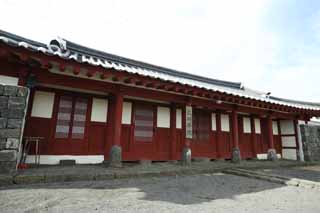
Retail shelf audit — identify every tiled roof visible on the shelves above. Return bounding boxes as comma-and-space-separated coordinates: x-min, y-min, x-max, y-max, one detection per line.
1, 29, 319, 111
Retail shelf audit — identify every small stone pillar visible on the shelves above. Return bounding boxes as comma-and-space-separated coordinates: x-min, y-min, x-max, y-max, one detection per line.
267, 116, 278, 161
181, 104, 192, 166
109, 92, 123, 167
231, 110, 241, 163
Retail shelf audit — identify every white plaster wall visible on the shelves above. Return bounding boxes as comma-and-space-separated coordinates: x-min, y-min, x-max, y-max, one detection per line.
26, 155, 104, 165
31, 91, 55, 118
221, 114, 230, 132
157, 106, 170, 128
211, 113, 217, 131
122, 102, 132, 124
243, 117, 251, 133
281, 136, 296, 147
0, 75, 18, 85
282, 149, 297, 160
91, 98, 108, 122
254, 118, 261, 134
176, 109, 182, 129
280, 120, 295, 135
272, 121, 279, 135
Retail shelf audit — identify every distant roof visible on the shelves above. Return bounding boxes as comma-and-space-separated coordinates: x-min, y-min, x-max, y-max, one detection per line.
1, 29, 320, 110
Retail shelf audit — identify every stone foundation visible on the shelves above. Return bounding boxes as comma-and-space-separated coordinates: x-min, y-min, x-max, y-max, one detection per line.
181, 147, 191, 166
0, 85, 29, 174
109, 145, 122, 167
231, 147, 241, 163
267, 149, 278, 161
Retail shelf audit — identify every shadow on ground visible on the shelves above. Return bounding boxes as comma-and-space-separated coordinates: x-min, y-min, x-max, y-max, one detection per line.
0, 172, 284, 206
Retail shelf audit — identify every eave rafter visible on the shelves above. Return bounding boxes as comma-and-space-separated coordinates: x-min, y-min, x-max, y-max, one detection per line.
1, 43, 318, 117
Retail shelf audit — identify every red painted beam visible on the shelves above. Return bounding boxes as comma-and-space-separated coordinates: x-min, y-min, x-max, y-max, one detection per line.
73, 66, 81, 75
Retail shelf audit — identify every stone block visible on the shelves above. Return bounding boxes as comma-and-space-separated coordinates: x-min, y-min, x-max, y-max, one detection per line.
109, 145, 122, 167
0, 96, 8, 109
1, 108, 25, 118
267, 149, 278, 161
3, 85, 17, 96
0, 85, 3, 95
7, 119, 22, 129
59, 159, 76, 166
0, 161, 16, 174
139, 159, 152, 166
0, 138, 6, 150
231, 147, 241, 163
181, 147, 191, 166
0, 150, 17, 162
8, 97, 26, 109
16, 87, 28, 97
6, 138, 20, 149
0, 129, 21, 138
0, 118, 7, 128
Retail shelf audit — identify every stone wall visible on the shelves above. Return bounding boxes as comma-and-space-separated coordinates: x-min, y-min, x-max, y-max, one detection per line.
0, 84, 29, 174
300, 124, 320, 161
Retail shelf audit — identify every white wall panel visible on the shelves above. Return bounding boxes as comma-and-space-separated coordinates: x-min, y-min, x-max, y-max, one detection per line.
122, 102, 132, 124
282, 149, 297, 160
243, 117, 251, 133
91, 98, 108, 122
254, 118, 261, 134
157, 106, 170, 128
211, 113, 217, 131
281, 136, 296, 147
31, 91, 55, 118
280, 120, 295, 135
272, 121, 279, 135
221, 114, 230, 132
0, 75, 18, 85
26, 155, 104, 165
176, 109, 182, 129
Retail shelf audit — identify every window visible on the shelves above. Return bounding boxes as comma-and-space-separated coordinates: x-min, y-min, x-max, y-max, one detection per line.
122, 102, 132, 124
272, 121, 279, 135
157, 106, 170, 128
91, 98, 108, 122
243, 117, 251, 133
134, 105, 154, 142
55, 96, 88, 139
221, 114, 230, 132
31, 91, 55, 118
176, 109, 182, 129
211, 113, 217, 131
254, 118, 261, 134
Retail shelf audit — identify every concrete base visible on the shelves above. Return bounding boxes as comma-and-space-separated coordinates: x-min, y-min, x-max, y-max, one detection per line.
139, 159, 152, 166
109, 145, 122, 168
181, 147, 191, 166
192, 157, 210, 162
267, 149, 278, 161
231, 147, 241, 163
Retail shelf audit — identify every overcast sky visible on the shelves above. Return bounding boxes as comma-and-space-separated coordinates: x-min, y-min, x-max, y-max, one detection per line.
1, 0, 320, 102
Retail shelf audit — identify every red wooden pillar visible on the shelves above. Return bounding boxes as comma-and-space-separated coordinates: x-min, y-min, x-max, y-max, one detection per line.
267, 116, 275, 149
216, 112, 222, 159
267, 115, 277, 161
231, 109, 241, 162
108, 92, 123, 167
170, 104, 177, 160
250, 116, 257, 157
232, 110, 239, 148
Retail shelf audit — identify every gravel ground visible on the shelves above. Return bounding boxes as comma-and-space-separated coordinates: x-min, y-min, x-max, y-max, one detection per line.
1, 173, 320, 213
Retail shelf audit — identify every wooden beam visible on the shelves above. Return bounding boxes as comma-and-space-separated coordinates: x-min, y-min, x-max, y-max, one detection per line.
73, 66, 81, 75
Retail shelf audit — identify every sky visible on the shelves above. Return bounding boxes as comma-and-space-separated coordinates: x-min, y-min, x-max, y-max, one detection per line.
1, 0, 320, 102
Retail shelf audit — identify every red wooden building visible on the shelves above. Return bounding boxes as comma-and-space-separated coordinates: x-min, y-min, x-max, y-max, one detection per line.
0, 30, 319, 165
